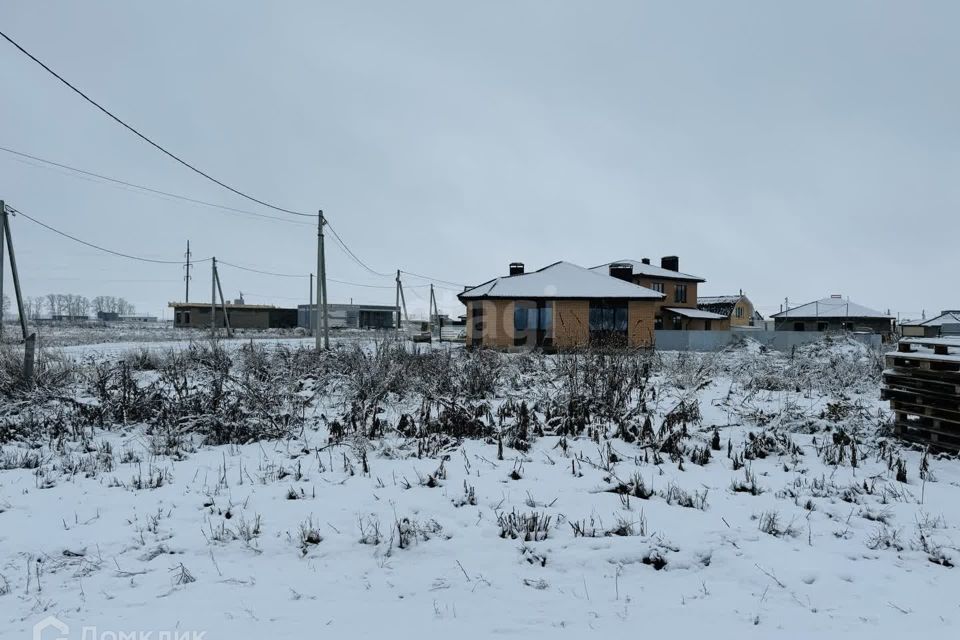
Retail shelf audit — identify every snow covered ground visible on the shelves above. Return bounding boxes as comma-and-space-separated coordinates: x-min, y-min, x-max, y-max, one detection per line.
1, 337, 957, 639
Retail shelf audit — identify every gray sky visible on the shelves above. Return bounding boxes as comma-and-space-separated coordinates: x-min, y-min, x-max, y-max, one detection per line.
1, 1, 957, 320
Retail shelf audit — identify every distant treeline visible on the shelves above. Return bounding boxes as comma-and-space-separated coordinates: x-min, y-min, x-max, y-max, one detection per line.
2, 294, 136, 320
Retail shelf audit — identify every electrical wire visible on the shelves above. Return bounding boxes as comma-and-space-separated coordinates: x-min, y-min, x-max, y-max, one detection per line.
0, 30, 468, 291
0, 29, 314, 218
0, 145, 314, 227
215, 260, 305, 279
7, 205, 208, 265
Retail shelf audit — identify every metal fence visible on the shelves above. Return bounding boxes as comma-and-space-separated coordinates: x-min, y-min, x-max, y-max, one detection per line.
653, 330, 883, 352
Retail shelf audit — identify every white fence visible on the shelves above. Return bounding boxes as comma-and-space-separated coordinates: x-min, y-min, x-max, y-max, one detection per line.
653, 330, 883, 352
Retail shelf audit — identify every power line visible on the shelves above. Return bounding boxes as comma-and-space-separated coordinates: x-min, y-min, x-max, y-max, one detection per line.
216, 260, 305, 279
400, 269, 464, 289
0, 29, 314, 219
0, 145, 314, 227
7, 205, 207, 265
324, 220, 393, 277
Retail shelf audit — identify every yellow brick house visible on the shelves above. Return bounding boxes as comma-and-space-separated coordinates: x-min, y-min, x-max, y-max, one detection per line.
458, 261, 665, 349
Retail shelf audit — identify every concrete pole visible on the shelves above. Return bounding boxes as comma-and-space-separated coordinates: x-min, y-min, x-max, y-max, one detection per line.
1, 207, 29, 340
318, 211, 330, 350
185, 240, 191, 303
211, 256, 217, 340
214, 263, 232, 338
315, 213, 323, 350
0, 200, 5, 340
395, 269, 401, 332
308, 273, 314, 337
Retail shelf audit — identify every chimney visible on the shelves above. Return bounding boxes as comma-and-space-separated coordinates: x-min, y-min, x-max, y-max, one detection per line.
831, 294, 842, 299
661, 256, 679, 272
509, 262, 525, 276
609, 262, 634, 282
641, 258, 651, 265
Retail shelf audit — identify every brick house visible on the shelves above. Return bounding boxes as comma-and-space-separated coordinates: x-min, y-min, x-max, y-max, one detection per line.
589, 257, 727, 331
169, 302, 298, 329
697, 293, 759, 327
458, 261, 664, 349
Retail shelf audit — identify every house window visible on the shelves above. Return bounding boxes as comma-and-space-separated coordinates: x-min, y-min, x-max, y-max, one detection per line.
651, 282, 664, 294
513, 301, 553, 347
183, 311, 191, 325
175, 311, 182, 325
589, 301, 628, 343
672, 315, 683, 331
654, 315, 663, 330
817, 321, 828, 332
705, 320, 712, 331
793, 322, 804, 332
735, 306, 744, 318
674, 284, 688, 304
842, 322, 855, 332
470, 304, 485, 346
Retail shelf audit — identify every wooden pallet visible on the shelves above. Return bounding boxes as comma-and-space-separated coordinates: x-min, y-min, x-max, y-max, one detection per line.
884, 338, 960, 450
894, 420, 960, 452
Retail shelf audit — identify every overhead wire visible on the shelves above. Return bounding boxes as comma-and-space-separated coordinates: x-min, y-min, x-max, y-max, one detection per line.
6, 205, 209, 265
0, 145, 314, 226
0, 30, 470, 291
0, 29, 314, 218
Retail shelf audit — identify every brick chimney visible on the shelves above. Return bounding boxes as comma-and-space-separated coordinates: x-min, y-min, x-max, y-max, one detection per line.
509, 262, 525, 276
641, 258, 651, 265
661, 256, 679, 272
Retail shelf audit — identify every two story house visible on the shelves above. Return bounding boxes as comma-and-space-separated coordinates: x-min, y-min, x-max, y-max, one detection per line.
589, 257, 727, 331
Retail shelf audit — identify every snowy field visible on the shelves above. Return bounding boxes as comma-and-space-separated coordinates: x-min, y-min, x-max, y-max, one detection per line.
1, 336, 958, 639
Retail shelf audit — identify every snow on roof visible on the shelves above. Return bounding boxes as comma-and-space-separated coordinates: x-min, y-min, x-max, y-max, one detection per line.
697, 295, 743, 305
665, 307, 728, 320
589, 260, 705, 282
770, 297, 891, 319
458, 261, 665, 300
918, 312, 960, 327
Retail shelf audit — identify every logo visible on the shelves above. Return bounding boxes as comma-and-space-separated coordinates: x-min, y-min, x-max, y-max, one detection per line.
33, 616, 69, 640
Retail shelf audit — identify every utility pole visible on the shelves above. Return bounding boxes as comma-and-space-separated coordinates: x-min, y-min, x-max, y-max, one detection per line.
184, 240, 192, 302
211, 257, 217, 340
0, 200, 5, 340
0, 203, 35, 385
315, 211, 330, 350
214, 260, 232, 338
395, 270, 401, 332
308, 273, 314, 337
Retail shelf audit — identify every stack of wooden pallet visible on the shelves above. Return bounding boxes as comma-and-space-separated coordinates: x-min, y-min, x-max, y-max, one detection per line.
883, 337, 960, 451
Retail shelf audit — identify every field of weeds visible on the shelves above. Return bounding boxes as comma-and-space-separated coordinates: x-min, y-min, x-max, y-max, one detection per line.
0, 336, 956, 638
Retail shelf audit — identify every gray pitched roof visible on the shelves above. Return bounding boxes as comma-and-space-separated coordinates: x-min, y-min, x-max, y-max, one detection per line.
590, 259, 705, 282
458, 261, 665, 301
771, 297, 891, 319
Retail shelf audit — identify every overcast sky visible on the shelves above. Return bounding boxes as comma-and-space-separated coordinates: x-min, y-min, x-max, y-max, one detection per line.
1, 1, 957, 320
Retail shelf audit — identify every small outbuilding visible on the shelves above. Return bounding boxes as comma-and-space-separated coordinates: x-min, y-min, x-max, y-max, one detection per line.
901, 310, 960, 338
169, 303, 297, 329
297, 303, 397, 330
770, 295, 893, 336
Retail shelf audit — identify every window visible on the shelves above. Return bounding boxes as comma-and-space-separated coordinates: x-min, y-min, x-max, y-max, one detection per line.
654, 315, 663, 330
589, 301, 628, 344
674, 284, 688, 304
705, 320, 712, 331
735, 306, 744, 318
651, 282, 664, 294
175, 311, 182, 325
817, 321, 828, 332
842, 322, 855, 332
470, 304, 485, 346
513, 301, 553, 347
672, 315, 683, 330
793, 322, 804, 332
183, 311, 191, 325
